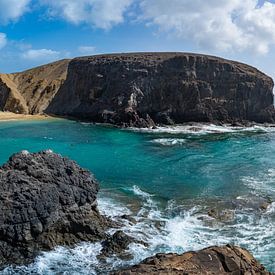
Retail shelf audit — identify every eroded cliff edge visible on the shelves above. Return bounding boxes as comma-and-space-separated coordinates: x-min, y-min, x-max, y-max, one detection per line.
1, 53, 275, 127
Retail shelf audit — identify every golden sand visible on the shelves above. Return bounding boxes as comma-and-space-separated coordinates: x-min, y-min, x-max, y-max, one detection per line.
0, 112, 50, 121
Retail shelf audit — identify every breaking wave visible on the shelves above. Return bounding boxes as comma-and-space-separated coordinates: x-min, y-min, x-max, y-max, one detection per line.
2, 185, 275, 274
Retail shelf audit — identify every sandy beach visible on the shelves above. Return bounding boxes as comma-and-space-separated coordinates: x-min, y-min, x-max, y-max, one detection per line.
0, 112, 50, 121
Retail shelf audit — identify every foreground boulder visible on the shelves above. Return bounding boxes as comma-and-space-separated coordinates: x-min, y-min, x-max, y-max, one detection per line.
1, 53, 274, 127
114, 245, 272, 275
0, 150, 107, 268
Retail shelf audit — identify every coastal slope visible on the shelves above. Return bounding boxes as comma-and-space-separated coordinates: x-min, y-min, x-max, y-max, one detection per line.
0, 59, 70, 114
1, 53, 275, 126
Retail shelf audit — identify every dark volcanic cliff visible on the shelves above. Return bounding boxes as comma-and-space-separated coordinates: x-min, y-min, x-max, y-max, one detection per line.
46, 53, 275, 126
1, 53, 274, 126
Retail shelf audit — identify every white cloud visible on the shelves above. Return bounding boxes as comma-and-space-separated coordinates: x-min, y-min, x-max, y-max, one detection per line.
0, 33, 7, 49
41, 0, 132, 30
140, 0, 275, 54
0, 0, 30, 24
78, 46, 96, 55
22, 49, 60, 62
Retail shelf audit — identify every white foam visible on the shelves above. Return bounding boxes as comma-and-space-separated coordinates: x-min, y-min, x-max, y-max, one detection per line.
129, 123, 275, 135
3, 243, 102, 275
151, 138, 186, 146
98, 196, 132, 218
242, 173, 275, 195
3, 185, 275, 273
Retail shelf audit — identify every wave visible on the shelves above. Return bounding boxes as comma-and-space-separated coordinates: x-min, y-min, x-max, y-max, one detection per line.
129, 123, 275, 135
3, 185, 275, 273
241, 170, 275, 196
151, 138, 186, 146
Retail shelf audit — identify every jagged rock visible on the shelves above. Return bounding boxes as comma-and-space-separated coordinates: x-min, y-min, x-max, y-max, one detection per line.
113, 244, 272, 274
1, 53, 274, 127
100, 231, 135, 258
0, 150, 108, 268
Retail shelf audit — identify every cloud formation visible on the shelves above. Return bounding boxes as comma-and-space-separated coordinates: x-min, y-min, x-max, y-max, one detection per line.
0, 33, 7, 49
78, 46, 96, 55
0, 0, 30, 24
140, 0, 275, 54
22, 49, 60, 62
41, 0, 132, 30
1, 0, 275, 56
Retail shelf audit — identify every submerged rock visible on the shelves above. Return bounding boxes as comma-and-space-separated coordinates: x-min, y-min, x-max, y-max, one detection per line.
0, 150, 108, 268
207, 209, 235, 222
114, 244, 272, 274
100, 231, 135, 259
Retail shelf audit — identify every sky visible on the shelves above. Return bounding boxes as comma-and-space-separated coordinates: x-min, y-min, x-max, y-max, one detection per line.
0, 0, 275, 79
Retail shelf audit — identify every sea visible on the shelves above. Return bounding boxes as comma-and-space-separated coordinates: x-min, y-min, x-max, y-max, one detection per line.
0, 119, 274, 274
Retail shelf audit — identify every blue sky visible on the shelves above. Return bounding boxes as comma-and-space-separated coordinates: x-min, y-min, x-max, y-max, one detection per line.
0, 0, 275, 80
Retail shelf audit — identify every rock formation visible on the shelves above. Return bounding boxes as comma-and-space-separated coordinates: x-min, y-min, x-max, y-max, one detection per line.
0, 59, 69, 114
114, 244, 272, 275
0, 150, 107, 268
47, 53, 275, 127
0, 53, 274, 127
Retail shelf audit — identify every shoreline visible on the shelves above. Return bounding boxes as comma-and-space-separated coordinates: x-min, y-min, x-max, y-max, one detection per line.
0, 112, 56, 122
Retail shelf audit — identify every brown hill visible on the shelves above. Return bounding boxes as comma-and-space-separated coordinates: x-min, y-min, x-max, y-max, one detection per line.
0, 59, 70, 114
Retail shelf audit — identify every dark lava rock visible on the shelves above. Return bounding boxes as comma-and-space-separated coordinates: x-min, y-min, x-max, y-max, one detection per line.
46, 52, 275, 127
0, 150, 108, 268
208, 209, 235, 222
100, 231, 135, 258
113, 244, 272, 274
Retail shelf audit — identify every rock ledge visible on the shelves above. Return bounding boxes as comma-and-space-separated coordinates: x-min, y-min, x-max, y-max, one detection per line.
114, 244, 272, 274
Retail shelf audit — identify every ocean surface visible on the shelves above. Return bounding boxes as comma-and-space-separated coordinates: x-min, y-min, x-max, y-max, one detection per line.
0, 119, 274, 274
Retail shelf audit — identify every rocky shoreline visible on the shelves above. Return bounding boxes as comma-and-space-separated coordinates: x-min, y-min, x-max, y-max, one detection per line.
1, 53, 275, 128
0, 150, 272, 274
113, 245, 272, 274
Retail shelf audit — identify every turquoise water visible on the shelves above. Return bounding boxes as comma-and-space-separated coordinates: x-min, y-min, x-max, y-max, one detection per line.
0, 119, 275, 273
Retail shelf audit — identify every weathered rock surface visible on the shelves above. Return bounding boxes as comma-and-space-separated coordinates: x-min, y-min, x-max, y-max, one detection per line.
1, 53, 274, 127
46, 53, 275, 127
100, 230, 135, 259
0, 59, 69, 114
0, 150, 107, 268
114, 244, 272, 275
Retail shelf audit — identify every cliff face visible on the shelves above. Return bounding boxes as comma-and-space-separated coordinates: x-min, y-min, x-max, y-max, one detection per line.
1, 53, 274, 126
0, 59, 70, 114
46, 53, 275, 126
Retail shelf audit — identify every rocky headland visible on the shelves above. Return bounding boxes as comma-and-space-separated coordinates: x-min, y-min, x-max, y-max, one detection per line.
0, 150, 108, 267
1, 53, 274, 127
0, 151, 273, 274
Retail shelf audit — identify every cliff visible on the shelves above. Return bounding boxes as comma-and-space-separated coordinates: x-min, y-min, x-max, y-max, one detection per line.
1, 53, 275, 126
